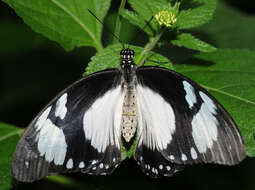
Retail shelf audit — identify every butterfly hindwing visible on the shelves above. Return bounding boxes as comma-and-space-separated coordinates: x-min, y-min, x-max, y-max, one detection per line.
135, 144, 185, 178
12, 69, 124, 182
135, 66, 245, 176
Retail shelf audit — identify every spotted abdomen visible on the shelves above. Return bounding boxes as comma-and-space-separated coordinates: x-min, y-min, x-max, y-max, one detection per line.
121, 90, 138, 142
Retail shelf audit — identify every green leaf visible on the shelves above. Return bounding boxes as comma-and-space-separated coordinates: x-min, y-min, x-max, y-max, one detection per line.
121, 133, 138, 160
0, 122, 24, 189
128, 0, 167, 20
104, 12, 137, 45
176, 0, 218, 29
119, 9, 152, 36
126, 0, 170, 32
175, 49, 255, 157
2, 0, 110, 51
171, 32, 216, 52
84, 43, 173, 76
194, 1, 255, 50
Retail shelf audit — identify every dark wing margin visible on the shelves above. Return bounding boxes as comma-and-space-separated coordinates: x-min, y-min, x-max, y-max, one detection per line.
12, 69, 123, 182
135, 142, 185, 178
135, 66, 245, 176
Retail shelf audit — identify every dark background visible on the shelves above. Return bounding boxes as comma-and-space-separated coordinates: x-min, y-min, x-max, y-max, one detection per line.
1, 0, 255, 189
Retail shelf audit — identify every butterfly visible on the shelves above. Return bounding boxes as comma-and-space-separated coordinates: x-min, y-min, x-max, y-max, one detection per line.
12, 48, 246, 182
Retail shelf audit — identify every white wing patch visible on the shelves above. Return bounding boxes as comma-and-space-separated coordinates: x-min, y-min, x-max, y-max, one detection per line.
181, 153, 187, 161
191, 91, 218, 153
55, 93, 68, 119
136, 85, 175, 150
66, 158, 73, 169
34, 106, 67, 165
183, 81, 197, 109
35, 106, 52, 130
36, 118, 67, 165
83, 85, 124, 153
79, 161, 85, 168
199, 91, 217, 114
190, 147, 198, 159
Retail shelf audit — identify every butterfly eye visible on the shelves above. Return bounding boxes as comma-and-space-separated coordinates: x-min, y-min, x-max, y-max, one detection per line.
130, 50, 135, 57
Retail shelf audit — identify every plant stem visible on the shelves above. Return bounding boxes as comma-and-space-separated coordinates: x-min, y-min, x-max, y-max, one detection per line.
136, 30, 164, 65
113, 0, 126, 44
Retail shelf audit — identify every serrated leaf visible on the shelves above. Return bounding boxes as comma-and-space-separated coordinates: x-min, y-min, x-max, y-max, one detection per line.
174, 49, 255, 157
176, 0, 218, 29
127, 0, 170, 32
119, 9, 152, 36
0, 123, 24, 189
84, 43, 173, 76
2, 0, 110, 51
194, 1, 255, 50
171, 32, 216, 52
128, 0, 167, 20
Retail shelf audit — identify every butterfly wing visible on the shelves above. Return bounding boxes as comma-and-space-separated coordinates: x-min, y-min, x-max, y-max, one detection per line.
135, 145, 185, 178
135, 66, 245, 177
12, 69, 125, 182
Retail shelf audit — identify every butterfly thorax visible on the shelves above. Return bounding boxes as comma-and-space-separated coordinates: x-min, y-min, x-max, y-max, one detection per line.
120, 48, 138, 142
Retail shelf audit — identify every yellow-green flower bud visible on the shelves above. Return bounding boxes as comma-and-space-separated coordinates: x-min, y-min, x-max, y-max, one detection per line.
155, 10, 177, 27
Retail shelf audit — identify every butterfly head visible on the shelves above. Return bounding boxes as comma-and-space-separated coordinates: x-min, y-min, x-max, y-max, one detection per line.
120, 48, 135, 59
120, 48, 136, 83
120, 48, 136, 68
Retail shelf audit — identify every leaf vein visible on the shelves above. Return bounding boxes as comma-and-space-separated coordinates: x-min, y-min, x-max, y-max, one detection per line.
201, 85, 255, 106
0, 130, 23, 142
218, 83, 255, 90
50, 0, 100, 49
179, 69, 255, 74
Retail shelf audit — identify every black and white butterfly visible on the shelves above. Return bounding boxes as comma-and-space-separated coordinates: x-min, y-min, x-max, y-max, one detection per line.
12, 48, 246, 182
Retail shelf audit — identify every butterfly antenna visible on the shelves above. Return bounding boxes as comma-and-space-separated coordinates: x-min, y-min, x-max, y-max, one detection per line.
87, 9, 125, 49
128, 16, 154, 47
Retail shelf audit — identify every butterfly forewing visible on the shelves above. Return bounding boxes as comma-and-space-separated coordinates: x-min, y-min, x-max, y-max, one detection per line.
12, 69, 123, 182
134, 66, 245, 177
